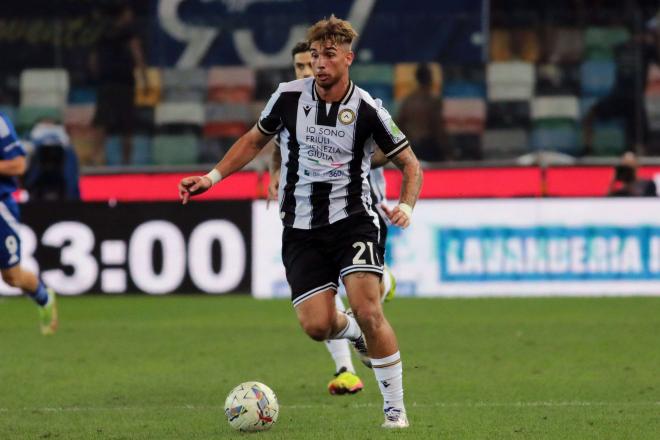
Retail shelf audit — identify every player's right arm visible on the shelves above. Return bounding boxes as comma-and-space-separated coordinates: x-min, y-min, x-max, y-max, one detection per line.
180, 83, 288, 204
178, 125, 272, 204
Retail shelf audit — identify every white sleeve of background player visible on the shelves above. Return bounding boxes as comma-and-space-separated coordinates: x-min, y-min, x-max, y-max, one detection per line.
0, 115, 25, 158
370, 104, 409, 159
257, 84, 284, 136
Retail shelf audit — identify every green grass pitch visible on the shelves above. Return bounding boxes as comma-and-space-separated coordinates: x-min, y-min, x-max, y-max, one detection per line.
1, 295, 659, 439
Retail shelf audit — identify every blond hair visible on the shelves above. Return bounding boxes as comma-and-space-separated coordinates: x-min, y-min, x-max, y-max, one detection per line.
307, 15, 358, 47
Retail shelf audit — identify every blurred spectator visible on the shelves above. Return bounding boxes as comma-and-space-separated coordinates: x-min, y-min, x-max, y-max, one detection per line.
90, 1, 148, 165
396, 64, 448, 161
608, 151, 657, 196
583, 14, 660, 154
24, 120, 80, 201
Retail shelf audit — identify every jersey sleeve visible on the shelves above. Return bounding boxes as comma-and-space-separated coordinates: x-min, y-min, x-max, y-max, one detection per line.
0, 114, 26, 160
257, 84, 285, 136
369, 104, 409, 159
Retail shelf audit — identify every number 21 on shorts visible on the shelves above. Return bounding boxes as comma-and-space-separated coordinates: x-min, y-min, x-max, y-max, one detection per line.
352, 241, 377, 265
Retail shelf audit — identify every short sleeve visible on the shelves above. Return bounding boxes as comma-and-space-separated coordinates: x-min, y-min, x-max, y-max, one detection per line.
0, 115, 25, 160
257, 84, 285, 136
369, 103, 409, 159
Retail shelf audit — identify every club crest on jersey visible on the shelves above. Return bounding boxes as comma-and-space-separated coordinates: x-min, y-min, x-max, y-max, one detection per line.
338, 108, 355, 125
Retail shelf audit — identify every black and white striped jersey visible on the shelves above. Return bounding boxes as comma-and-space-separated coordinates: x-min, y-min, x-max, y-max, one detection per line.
258, 77, 409, 229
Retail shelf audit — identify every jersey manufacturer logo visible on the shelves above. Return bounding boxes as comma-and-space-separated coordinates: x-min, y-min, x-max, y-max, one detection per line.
338, 108, 356, 125
303, 105, 312, 116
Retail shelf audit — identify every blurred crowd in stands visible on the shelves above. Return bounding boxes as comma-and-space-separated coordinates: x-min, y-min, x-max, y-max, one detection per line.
2, 0, 660, 179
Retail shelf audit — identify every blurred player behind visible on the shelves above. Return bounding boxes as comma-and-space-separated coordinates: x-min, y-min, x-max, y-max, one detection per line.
0, 112, 58, 335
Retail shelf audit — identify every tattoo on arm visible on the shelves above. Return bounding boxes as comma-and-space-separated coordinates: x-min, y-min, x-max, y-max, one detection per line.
391, 148, 423, 207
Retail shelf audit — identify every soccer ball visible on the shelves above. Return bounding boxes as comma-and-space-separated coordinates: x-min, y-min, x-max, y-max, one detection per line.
224, 381, 279, 432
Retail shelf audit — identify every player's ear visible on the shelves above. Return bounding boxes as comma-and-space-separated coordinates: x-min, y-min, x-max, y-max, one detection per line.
345, 48, 355, 66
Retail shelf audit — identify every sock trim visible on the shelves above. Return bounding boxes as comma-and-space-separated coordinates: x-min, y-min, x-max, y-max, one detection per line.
373, 358, 401, 368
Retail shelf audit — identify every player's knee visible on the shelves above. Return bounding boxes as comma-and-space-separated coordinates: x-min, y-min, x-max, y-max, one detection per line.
300, 320, 332, 341
352, 305, 383, 333
1, 270, 21, 287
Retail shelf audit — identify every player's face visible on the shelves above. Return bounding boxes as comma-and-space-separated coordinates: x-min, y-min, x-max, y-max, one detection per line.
310, 40, 353, 89
293, 51, 313, 79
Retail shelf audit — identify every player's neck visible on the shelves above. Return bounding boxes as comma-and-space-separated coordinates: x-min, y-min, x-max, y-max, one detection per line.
315, 76, 350, 102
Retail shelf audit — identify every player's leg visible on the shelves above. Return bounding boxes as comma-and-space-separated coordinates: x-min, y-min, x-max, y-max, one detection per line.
344, 272, 407, 428
336, 214, 407, 428
0, 201, 57, 335
283, 225, 365, 365
325, 292, 363, 395
2, 264, 57, 335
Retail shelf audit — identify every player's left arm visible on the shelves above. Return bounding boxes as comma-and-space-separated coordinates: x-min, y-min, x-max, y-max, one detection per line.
0, 156, 26, 177
386, 148, 422, 228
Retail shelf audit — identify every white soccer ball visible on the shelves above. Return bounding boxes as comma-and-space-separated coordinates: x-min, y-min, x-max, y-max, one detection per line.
224, 381, 279, 432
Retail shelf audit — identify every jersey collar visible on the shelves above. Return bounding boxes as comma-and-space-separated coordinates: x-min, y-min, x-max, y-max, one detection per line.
312, 80, 355, 105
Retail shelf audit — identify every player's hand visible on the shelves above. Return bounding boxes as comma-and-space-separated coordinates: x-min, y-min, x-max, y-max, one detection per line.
178, 175, 212, 205
266, 173, 279, 208
382, 203, 411, 229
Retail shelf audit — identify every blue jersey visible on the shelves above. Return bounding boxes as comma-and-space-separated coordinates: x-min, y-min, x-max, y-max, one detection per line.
0, 113, 26, 197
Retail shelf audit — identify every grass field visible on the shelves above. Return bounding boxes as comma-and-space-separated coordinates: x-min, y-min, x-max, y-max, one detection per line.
1, 295, 659, 439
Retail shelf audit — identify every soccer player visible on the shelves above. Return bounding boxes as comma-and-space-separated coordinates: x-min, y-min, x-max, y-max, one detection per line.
179, 16, 422, 428
0, 112, 58, 335
268, 41, 396, 397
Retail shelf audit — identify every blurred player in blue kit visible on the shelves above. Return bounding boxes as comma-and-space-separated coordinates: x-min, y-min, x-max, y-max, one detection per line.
0, 112, 58, 334
267, 41, 397, 397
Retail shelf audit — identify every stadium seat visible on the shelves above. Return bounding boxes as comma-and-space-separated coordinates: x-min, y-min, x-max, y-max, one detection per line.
161, 68, 207, 103
155, 102, 205, 127
68, 87, 97, 104
105, 135, 153, 166
645, 95, 660, 131
131, 135, 152, 165
545, 27, 584, 63
443, 80, 486, 98
393, 63, 442, 100
442, 99, 486, 135
64, 105, 95, 128
351, 64, 394, 84
584, 26, 630, 60
486, 101, 530, 129
20, 69, 69, 108
531, 120, 581, 155
490, 28, 540, 63
486, 61, 535, 101
207, 66, 256, 103
535, 64, 580, 96
16, 106, 62, 134
204, 103, 252, 138
489, 29, 513, 62
482, 129, 529, 159
255, 67, 293, 100
448, 134, 482, 160
592, 120, 626, 156
152, 134, 199, 165
135, 67, 162, 107
351, 64, 394, 107
531, 96, 579, 120
580, 60, 616, 97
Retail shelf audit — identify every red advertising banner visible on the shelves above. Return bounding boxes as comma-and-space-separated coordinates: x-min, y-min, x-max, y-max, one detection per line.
79, 166, 660, 202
